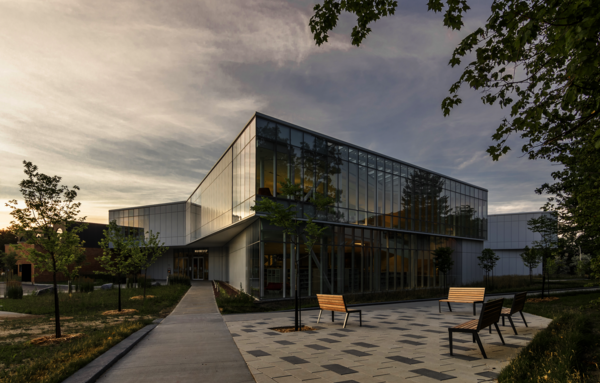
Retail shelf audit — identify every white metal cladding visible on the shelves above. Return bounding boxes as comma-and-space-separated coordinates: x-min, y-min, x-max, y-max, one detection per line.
145, 250, 173, 280
208, 247, 229, 281
227, 228, 248, 293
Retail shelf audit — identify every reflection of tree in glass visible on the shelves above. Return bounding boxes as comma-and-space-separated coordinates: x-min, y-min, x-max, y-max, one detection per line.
258, 120, 344, 222
401, 170, 451, 227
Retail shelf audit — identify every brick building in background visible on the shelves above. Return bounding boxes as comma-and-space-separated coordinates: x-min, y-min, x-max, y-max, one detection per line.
4, 223, 107, 284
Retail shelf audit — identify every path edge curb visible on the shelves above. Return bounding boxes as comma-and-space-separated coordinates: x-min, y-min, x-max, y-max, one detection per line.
62, 319, 162, 383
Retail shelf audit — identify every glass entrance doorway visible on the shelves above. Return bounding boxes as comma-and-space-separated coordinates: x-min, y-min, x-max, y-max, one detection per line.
192, 257, 204, 280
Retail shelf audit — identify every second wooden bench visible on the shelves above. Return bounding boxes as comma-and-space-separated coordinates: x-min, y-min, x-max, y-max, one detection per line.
439, 287, 485, 315
316, 294, 362, 328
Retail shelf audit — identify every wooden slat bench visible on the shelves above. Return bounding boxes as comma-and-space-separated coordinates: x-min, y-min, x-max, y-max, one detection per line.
439, 287, 485, 315
448, 298, 506, 359
500, 292, 528, 335
316, 294, 362, 329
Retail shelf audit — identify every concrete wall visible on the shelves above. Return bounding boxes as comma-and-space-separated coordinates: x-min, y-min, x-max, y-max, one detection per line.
209, 247, 229, 281
228, 229, 248, 292
484, 212, 548, 277
145, 250, 173, 280
459, 239, 485, 285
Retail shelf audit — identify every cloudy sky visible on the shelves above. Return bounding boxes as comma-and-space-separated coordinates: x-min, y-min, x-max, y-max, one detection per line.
0, 0, 555, 228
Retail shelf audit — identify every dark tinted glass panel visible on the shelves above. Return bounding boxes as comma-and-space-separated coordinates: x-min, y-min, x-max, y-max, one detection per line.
358, 151, 367, 166
377, 157, 385, 171
385, 160, 392, 173
349, 162, 358, 210
256, 117, 277, 140
291, 128, 303, 147
368, 154, 376, 168
338, 145, 348, 161
315, 136, 327, 154
393, 162, 400, 175
349, 147, 358, 163
303, 133, 315, 151
277, 125, 290, 143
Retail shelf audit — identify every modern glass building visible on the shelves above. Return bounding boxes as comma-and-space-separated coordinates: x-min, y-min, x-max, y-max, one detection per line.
109, 112, 488, 299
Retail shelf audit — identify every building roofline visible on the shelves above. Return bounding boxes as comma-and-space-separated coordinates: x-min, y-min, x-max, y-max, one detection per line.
109, 201, 187, 212
488, 211, 549, 216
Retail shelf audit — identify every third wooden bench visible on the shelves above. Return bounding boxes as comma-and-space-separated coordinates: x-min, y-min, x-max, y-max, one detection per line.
316, 294, 362, 328
439, 287, 485, 315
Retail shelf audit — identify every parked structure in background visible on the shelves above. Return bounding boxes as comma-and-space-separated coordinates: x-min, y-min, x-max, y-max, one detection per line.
109, 112, 490, 300
4, 223, 107, 284
483, 212, 551, 277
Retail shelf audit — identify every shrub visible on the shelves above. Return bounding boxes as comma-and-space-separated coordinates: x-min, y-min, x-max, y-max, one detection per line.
75, 277, 94, 293
6, 280, 23, 299
168, 273, 191, 286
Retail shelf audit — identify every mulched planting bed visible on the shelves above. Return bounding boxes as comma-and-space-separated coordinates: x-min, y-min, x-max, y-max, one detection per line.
526, 297, 559, 303
31, 333, 84, 345
129, 295, 155, 300
102, 309, 139, 315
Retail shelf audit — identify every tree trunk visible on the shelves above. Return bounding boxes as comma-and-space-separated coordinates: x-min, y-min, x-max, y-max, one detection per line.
541, 258, 546, 298
143, 268, 147, 302
52, 256, 62, 339
118, 273, 122, 312
295, 262, 299, 331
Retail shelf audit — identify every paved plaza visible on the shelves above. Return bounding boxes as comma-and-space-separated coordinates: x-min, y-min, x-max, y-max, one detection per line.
225, 300, 551, 382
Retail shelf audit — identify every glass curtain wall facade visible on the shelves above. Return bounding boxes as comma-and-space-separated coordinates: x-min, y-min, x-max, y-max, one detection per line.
187, 119, 257, 243
254, 114, 487, 299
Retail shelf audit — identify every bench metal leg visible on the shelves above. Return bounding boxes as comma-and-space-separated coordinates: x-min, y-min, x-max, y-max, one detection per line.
359, 311, 362, 327
472, 333, 475, 343
519, 311, 528, 327
448, 330, 453, 356
489, 325, 492, 334
447, 302, 452, 312
317, 310, 322, 324
473, 303, 476, 316
502, 316, 505, 326
494, 323, 505, 345
439, 301, 441, 313
332, 311, 334, 322
343, 313, 349, 329
507, 315, 518, 335
474, 333, 487, 359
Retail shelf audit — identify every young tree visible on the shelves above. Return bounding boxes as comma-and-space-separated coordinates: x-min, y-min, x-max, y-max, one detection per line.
129, 230, 168, 302
519, 246, 541, 285
528, 213, 559, 298
251, 179, 334, 331
6, 161, 87, 338
432, 246, 454, 290
478, 248, 500, 288
63, 248, 87, 294
1, 250, 18, 282
98, 220, 137, 312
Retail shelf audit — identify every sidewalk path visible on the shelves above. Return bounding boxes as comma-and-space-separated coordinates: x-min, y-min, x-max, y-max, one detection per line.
97, 281, 255, 383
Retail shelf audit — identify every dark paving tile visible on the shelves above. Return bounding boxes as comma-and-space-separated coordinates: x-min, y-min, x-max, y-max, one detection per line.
422, 329, 445, 334
305, 344, 330, 350
410, 368, 456, 381
334, 381, 360, 383
336, 328, 355, 332
242, 329, 257, 333
275, 340, 295, 345
509, 336, 533, 341
318, 338, 341, 344
442, 353, 480, 361
409, 323, 429, 327
329, 333, 348, 338
281, 356, 309, 365
247, 350, 270, 357
398, 340, 426, 346
322, 364, 358, 375
303, 331, 318, 334
390, 327, 410, 331
386, 355, 424, 365
401, 334, 426, 339
255, 322, 269, 325
490, 342, 522, 348
441, 322, 461, 325
380, 321, 396, 325
243, 325, 256, 328
361, 325, 377, 328
342, 349, 371, 357
450, 345, 474, 351
441, 337, 470, 344
264, 331, 281, 336
231, 333, 240, 337
351, 342, 379, 348
475, 371, 499, 379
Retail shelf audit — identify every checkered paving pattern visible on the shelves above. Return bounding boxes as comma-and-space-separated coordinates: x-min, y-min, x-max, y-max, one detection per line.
225, 301, 551, 382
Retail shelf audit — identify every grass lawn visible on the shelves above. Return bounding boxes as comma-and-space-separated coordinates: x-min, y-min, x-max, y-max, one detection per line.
0, 284, 189, 383
499, 291, 600, 382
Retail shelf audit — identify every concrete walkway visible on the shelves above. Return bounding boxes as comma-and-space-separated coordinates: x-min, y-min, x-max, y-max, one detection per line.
97, 281, 255, 383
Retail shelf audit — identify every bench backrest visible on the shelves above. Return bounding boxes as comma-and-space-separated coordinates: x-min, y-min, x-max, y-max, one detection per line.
447, 287, 485, 301
317, 294, 347, 313
477, 298, 504, 330
510, 292, 527, 314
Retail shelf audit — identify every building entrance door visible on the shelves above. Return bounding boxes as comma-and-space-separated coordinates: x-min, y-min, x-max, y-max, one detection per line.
192, 257, 204, 280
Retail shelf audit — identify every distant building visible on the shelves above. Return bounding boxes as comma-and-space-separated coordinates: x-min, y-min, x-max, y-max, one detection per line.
483, 212, 549, 277
5, 223, 107, 284
109, 112, 490, 299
